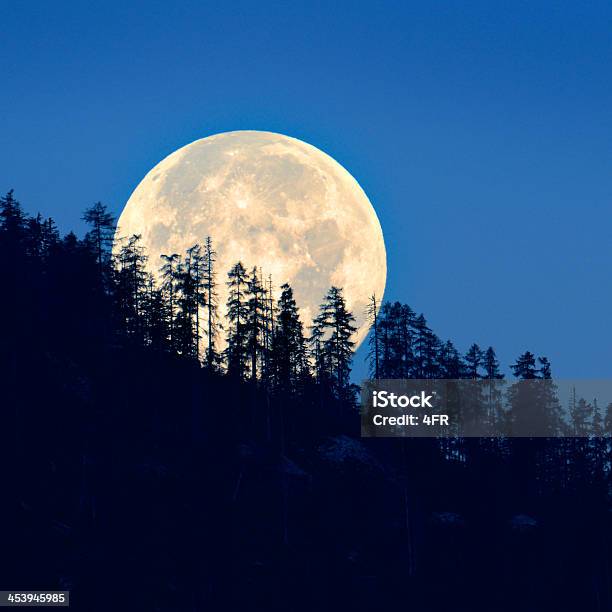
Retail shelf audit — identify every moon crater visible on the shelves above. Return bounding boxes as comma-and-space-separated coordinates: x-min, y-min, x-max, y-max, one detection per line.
116, 130, 386, 348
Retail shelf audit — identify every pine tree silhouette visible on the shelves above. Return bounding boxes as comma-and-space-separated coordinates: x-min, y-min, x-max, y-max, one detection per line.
272, 283, 307, 392
226, 261, 249, 378
203, 237, 221, 371
312, 286, 356, 401
82, 201, 115, 275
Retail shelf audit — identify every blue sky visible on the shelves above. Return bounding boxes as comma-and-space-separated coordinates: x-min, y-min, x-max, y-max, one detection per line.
1, 1, 611, 377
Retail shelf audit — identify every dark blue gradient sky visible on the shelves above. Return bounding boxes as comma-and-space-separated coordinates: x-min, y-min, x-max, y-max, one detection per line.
2, 1, 611, 377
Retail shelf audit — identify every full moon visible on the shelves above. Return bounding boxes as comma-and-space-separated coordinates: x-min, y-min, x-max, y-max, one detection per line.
115, 131, 386, 349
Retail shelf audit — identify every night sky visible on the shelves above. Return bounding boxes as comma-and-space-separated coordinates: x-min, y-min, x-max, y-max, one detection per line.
2, 1, 611, 377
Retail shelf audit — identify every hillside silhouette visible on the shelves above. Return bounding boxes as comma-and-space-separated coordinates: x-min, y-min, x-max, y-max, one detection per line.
2, 191, 611, 611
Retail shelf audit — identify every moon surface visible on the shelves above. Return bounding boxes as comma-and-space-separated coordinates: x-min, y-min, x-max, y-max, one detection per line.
115, 130, 386, 349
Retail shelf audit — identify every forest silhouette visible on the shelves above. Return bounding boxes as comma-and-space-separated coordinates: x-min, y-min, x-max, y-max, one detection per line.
2, 190, 611, 611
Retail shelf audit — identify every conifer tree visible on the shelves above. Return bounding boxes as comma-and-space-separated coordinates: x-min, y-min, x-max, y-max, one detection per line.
398, 304, 416, 377
189, 244, 206, 358
483, 346, 503, 379
226, 261, 249, 378
508, 351, 560, 437
438, 339, 464, 378
383, 302, 411, 378
272, 283, 307, 392
570, 396, 593, 437
464, 343, 484, 379
510, 351, 538, 379
25, 213, 45, 259
312, 287, 357, 400
309, 306, 328, 386
377, 302, 392, 377
0, 191, 29, 323
246, 266, 265, 381
538, 356, 564, 432
160, 253, 181, 350
411, 314, 440, 378
0, 190, 27, 241
174, 245, 206, 359
479, 346, 504, 433
203, 237, 221, 370
366, 294, 380, 379
411, 314, 429, 378
261, 274, 276, 383
41, 217, 60, 258
82, 202, 115, 274
115, 234, 148, 340
142, 273, 168, 351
